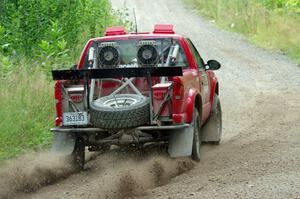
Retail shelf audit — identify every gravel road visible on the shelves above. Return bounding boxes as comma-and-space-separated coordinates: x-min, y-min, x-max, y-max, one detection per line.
1, 0, 300, 198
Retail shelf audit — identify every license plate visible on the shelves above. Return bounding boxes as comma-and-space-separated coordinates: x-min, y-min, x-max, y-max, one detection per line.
63, 112, 88, 126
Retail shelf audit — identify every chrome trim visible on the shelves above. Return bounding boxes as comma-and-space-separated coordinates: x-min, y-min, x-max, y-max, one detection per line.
50, 127, 105, 133
137, 124, 189, 130
50, 123, 189, 133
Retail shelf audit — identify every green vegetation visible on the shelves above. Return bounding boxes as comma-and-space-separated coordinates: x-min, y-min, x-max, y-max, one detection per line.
185, 0, 300, 64
0, 67, 53, 160
0, 0, 130, 161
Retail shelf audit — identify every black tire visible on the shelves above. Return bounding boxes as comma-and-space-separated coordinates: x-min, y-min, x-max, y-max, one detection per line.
71, 137, 85, 170
191, 108, 202, 162
209, 94, 222, 145
90, 94, 150, 129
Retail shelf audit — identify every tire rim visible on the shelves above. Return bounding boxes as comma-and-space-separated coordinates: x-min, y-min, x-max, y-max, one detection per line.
101, 96, 139, 108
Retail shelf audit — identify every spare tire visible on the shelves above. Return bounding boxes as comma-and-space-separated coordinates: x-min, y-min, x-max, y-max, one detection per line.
90, 94, 150, 129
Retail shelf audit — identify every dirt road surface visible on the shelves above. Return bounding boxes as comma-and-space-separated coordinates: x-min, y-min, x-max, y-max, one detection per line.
1, 0, 300, 198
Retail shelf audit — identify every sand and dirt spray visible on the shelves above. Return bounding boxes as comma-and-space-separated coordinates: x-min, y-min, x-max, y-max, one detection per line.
112, 155, 194, 198
0, 152, 76, 199
0, 150, 195, 199
65, 151, 195, 199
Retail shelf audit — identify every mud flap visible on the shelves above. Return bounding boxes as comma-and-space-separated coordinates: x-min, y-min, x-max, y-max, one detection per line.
51, 132, 76, 155
168, 125, 193, 157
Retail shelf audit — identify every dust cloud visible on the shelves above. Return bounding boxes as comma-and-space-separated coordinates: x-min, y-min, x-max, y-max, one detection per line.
0, 150, 195, 199
114, 156, 194, 198
0, 152, 76, 199
79, 152, 195, 199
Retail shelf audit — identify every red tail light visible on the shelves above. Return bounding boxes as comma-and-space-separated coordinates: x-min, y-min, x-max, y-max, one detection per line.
172, 77, 185, 123
54, 81, 63, 126
172, 77, 184, 100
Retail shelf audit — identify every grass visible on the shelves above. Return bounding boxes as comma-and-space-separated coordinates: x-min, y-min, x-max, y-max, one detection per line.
0, 66, 54, 161
185, 0, 300, 64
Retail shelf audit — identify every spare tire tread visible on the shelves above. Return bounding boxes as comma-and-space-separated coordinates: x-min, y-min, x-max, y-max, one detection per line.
90, 95, 150, 129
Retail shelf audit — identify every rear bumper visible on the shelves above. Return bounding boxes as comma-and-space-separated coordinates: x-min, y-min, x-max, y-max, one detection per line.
50, 123, 190, 133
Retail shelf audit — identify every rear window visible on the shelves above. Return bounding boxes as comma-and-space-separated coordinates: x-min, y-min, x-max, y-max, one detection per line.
83, 38, 187, 68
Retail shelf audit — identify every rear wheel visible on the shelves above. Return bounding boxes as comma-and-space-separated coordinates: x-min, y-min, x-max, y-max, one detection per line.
191, 109, 202, 162
71, 137, 85, 170
209, 94, 222, 145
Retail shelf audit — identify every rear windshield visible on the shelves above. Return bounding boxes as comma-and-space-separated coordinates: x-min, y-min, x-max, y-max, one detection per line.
83, 38, 187, 68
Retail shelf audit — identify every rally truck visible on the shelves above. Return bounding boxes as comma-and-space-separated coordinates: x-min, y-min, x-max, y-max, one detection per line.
51, 24, 222, 169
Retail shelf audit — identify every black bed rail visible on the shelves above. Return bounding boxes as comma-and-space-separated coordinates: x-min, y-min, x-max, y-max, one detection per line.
52, 67, 183, 80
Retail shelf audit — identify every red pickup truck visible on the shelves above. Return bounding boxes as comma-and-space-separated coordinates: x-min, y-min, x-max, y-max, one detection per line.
51, 24, 222, 169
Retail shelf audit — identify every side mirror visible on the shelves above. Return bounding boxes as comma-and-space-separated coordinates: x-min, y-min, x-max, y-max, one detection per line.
206, 60, 221, 70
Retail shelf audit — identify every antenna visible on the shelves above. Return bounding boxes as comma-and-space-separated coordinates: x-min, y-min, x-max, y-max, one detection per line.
133, 8, 138, 33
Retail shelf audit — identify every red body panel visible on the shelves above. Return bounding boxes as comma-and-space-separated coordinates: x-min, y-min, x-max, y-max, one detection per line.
54, 81, 63, 126
207, 70, 218, 108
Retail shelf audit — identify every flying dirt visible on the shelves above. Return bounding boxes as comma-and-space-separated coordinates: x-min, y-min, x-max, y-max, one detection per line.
0, 150, 194, 199
1, 0, 300, 198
